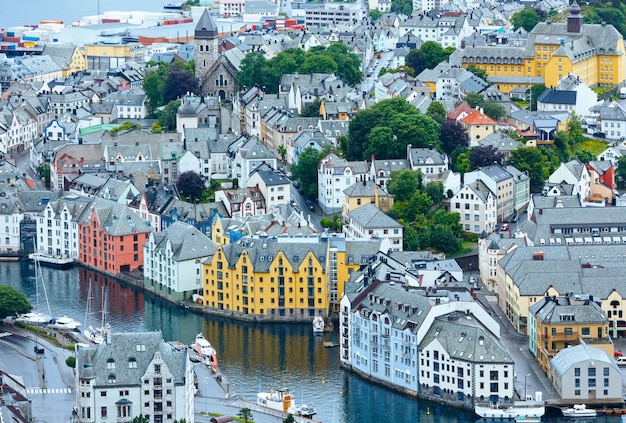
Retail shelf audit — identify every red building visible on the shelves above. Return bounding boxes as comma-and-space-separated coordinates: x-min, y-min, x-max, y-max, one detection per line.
78, 197, 151, 273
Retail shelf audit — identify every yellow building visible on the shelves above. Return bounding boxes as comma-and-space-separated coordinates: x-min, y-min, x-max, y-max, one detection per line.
201, 235, 370, 319
83, 43, 147, 71
529, 295, 613, 375
341, 179, 394, 219
456, 1, 625, 93
43, 44, 87, 76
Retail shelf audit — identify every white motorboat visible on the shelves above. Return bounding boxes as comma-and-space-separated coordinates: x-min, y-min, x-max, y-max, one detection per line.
312, 316, 324, 333
562, 404, 596, 417
475, 393, 545, 419
16, 312, 51, 325
47, 315, 81, 331
28, 252, 74, 267
193, 333, 218, 371
290, 404, 317, 418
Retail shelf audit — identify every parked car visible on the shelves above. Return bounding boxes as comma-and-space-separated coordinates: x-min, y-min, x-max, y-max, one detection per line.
501, 223, 510, 231
306, 199, 315, 211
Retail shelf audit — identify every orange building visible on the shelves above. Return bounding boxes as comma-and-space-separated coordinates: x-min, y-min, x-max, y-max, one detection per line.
78, 197, 152, 273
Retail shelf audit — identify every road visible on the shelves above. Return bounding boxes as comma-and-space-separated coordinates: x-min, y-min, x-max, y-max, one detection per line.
0, 326, 76, 423
360, 50, 394, 95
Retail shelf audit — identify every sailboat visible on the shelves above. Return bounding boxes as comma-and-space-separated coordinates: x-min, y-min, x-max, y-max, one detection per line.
84, 284, 110, 344
16, 257, 51, 325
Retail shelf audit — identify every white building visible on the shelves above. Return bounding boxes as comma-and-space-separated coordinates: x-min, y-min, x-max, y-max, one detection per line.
229, 136, 278, 188
407, 145, 449, 181
340, 280, 511, 409
545, 158, 591, 202
450, 181, 497, 234
247, 169, 291, 209
343, 204, 403, 251
35, 195, 91, 261
318, 153, 369, 214
144, 221, 218, 301
75, 331, 195, 423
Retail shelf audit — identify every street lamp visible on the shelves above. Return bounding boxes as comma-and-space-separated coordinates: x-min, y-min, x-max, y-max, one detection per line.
524, 373, 531, 400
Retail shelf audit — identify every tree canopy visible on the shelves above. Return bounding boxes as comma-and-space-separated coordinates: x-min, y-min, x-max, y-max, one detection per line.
387, 169, 422, 202
291, 147, 323, 199
440, 120, 469, 156
143, 61, 196, 116
406, 41, 455, 75
0, 286, 32, 318
468, 145, 505, 170
511, 8, 541, 32
236, 44, 362, 93
464, 93, 506, 121
176, 171, 206, 201
346, 98, 441, 160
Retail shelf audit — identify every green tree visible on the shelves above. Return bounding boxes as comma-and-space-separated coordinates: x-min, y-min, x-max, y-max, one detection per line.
454, 150, 471, 173
574, 149, 595, 164
425, 181, 444, 204
426, 101, 446, 125
300, 98, 322, 117
553, 131, 571, 162
132, 415, 149, 423
616, 155, 626, 187
467, 64, 488, 81
158, 100, 181, 132
143, 70, 164, 116
387, 169, 421, 202
236, 53, 270, 92
36, 163, 51, 188
0, 285, 31, 318
430, 223, 461, 254
176, 171, 205, 201
369, 9, 382, 21
419, 41, 452, 70
431, 209, 463, 236
151, 121, 162, 134
509, 147, 549, 189
511, 8, 541, 32
292, 147, 321, 199
528, 84, 547, 111
481, 101, 506, 121
277, 145, 287, 162
66, 356, 76, 368
237, 407, 254, 423
402, 191, 433, 222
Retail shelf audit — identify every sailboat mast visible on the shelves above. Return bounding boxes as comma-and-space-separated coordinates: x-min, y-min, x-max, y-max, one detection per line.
37, 259, 52, 317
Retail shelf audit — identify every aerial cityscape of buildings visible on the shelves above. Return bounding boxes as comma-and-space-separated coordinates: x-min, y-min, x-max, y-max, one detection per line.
3, 0, 626, 420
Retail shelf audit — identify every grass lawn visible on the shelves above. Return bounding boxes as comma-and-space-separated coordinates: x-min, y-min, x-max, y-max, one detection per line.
580, 138, 609, 155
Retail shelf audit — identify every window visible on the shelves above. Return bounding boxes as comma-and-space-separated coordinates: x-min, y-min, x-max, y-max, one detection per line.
101, 407, 107, 418
588, 368, 596, 377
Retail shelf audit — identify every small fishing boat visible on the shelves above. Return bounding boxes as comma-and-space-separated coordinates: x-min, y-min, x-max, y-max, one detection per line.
256, 386, 317, 418
475, 393, 545, 419
312, 316, 324, 334
562, 404, 596, 418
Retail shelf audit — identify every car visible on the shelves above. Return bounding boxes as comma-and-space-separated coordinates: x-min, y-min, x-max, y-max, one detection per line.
34, 346, 44, 354
615, 350, 623, 357
306, 199, 315, 211
501, 223, 510, 231
469, 276, 476, 283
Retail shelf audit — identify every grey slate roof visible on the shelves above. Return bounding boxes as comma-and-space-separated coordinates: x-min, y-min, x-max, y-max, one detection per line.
347, 203, 402, 229
77, 332, 189, 387
151, 221, 217, 261
529, 296, 607, 325
536, 89, 576, 105
551, 343, 618, 376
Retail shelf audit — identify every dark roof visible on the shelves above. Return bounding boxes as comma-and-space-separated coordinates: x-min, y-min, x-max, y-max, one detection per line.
536, 89, 576, 105
195, 8, 218, 39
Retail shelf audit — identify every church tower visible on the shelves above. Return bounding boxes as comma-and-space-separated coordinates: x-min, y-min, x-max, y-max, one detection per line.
195, 8, 218, 84
567, 0, 583, 33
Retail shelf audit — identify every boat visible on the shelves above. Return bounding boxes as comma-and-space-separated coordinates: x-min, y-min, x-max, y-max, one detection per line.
312, 316, 324, 333
16, 256, 51, 325
84, 285, 110, 345
193, 333, 218, 371
47, 315, 81, 331
562, 404, 597, 417
28, 252, 74, 267
475, 393, 545, 419
256, 386, 316, 418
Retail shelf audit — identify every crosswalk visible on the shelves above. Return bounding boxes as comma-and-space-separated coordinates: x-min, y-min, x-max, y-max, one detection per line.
26, 388, 73, 395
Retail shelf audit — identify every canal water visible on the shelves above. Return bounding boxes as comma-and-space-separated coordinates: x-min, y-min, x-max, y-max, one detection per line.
1, 261, 624, 423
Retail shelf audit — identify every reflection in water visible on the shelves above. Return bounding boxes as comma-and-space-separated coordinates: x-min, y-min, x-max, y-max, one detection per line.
5, 261, 623, 423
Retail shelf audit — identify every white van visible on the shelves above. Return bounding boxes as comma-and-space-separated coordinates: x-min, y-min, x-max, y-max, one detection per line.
616, 356, 626, 366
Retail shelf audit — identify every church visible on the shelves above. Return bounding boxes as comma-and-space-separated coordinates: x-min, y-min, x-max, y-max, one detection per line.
195, 9, 239, 100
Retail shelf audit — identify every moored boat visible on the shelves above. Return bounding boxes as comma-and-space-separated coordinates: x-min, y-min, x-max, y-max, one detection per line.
312, 316, 324, 333
47, 315, 81, 331
28, 252, 74, 267
193, 333, 218, 371
562, 404, 597, 417
256, 386, 317, 418
475, 393, 545, 419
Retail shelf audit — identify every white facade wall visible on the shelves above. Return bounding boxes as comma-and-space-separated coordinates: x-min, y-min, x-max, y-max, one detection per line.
37, 202, 80, 260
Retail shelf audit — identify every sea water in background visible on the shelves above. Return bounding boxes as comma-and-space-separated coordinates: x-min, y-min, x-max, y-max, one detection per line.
2, 260, 625, 423
1, 0, 172, 29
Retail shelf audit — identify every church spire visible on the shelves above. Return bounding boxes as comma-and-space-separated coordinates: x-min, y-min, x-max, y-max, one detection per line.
195, 8, 218, 39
